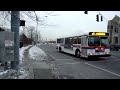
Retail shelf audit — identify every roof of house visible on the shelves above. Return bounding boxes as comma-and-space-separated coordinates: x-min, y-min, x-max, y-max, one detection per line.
112, 15, 120, 24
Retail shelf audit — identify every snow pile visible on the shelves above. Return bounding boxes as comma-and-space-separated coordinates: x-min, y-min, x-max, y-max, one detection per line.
29, 45, 47, 61
20, 45, 31, 64
0, 70, 8, 76
0, 68, 29, 79
18, 68, 29, 79
36, 43, 42, 46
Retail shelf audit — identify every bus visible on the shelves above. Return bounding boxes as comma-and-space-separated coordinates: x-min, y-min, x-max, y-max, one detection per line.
56, 32, 111, 58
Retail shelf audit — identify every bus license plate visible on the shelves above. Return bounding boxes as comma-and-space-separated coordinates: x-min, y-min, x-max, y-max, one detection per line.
97, 53, 103, 55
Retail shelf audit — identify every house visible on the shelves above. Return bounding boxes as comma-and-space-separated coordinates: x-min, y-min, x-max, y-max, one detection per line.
107, 15, 120, 45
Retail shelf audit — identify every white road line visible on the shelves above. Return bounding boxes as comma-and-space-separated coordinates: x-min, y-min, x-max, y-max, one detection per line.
85, 62, 120, 77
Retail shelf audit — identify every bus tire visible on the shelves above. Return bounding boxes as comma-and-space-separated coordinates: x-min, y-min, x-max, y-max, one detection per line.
116, 49, 119, 51
59, 47, 62, 52
75, 50, 80, 58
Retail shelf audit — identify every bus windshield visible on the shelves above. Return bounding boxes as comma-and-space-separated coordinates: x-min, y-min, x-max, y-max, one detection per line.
88, 36, 109, 46
100, 37, 109, 46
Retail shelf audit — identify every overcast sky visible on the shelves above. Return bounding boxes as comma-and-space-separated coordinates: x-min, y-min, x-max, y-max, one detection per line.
20, 11, 120, 41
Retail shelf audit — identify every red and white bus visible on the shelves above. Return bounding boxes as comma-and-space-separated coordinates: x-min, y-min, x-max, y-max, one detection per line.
56, 32, 111, 58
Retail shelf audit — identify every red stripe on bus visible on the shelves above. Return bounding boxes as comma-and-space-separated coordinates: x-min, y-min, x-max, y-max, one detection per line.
82, 46, 110, 49
72, 44, 80, 48
82, 46, 95, 49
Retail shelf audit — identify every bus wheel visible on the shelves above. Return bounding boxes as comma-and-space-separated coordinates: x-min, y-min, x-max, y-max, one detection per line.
116, 49, 119, 51
59, 47, 62, 52
76, 50, 80, 58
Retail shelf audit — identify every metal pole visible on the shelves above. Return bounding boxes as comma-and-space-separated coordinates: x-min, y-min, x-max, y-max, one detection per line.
11, 11, 20, 70
36, 18, 38, 44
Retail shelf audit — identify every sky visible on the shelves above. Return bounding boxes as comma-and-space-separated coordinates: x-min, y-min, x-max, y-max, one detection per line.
1, 11, 120, 41
34, 11, 120, 41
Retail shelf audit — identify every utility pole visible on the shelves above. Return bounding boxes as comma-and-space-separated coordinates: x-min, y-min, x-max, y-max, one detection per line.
36, 19, 38, 44
11, 11, 20, 70
34, 11, 39, 44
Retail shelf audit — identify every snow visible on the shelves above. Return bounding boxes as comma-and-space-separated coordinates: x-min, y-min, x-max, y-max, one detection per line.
0, 70, 8, 75
29, 45, 47, 61
17, 67, 29, 79
0, 45, 31, 79
0, 44, 48, 79
20, 45, 31, 64
0, 68, 29, 79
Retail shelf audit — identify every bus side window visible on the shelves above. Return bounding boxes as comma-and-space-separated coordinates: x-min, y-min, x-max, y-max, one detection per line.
78, 37, 81, 44
73, 39, 77, 44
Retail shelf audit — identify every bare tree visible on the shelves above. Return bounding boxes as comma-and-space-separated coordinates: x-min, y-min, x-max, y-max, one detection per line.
0, 11, 11, 29
25, 26, 36, 41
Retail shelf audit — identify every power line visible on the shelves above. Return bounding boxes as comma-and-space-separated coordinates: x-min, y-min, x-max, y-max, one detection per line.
22, 11, 44, 23
23, 11, 51, 27
22, 11, 36, 22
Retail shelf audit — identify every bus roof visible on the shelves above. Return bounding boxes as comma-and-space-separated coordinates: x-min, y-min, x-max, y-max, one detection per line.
56, 32, 109, 39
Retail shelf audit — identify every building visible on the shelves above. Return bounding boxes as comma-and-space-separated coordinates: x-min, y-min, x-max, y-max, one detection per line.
107, 15, 120, 45
20, 33, 32, 46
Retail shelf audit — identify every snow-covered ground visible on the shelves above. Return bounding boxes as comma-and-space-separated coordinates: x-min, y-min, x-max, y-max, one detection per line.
29, 45, 47, 61
0, 44, 48, 79
0, 45, 31, 79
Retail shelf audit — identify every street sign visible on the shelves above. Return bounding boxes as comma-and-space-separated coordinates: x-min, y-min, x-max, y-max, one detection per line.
20, 20, 25, 26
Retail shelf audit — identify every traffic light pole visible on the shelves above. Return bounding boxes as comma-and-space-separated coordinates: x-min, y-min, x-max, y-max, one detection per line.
11, 11, 20, 70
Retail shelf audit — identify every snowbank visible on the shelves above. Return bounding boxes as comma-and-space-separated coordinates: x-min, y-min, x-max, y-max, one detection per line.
0, 68, 29, 79
20, 45, 31, 64
29, 45, 47, 61
0, 70, 8, 76
0, 45, 48, 79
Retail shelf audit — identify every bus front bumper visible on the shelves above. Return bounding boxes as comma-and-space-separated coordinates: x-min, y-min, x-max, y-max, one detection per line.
88, 54, 111, 57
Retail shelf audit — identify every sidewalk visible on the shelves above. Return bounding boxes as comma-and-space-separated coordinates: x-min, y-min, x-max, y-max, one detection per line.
23, 45, 54, 79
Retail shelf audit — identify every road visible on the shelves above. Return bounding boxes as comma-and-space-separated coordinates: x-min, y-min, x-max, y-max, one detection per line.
38, 44, 120, 79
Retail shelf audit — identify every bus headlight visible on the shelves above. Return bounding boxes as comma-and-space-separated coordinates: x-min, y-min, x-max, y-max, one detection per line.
106, 52, 110, 54
89, 52, 93, 55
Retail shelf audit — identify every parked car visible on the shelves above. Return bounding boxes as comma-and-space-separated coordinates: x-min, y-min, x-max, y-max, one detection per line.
110, 44, 120, 51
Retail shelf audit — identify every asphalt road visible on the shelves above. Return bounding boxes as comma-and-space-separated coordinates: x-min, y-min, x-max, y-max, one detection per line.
38, 44, 120, 79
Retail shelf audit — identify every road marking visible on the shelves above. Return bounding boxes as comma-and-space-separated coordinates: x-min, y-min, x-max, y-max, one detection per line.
57, 62, 83, 66
85, 62, 120, 77
49, 54, 56, 60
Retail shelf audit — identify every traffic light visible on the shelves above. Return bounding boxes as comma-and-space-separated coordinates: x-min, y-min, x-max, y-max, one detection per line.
101, 16, 103, 21
96, 15, 99, 22
84, 11, 88, 14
